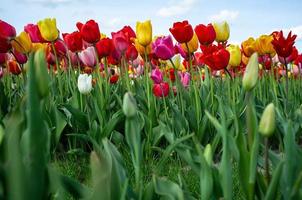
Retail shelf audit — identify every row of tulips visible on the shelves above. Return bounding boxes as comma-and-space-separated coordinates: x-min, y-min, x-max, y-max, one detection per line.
0, 17, 302, 200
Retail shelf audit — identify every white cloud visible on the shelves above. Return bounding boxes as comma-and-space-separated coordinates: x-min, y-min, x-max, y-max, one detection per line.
157, 0, 197, 17
284, 25, 302, 41
209, 10, 239, 22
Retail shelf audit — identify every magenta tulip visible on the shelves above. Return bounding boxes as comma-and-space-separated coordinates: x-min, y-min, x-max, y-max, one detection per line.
152, 35, 174, 60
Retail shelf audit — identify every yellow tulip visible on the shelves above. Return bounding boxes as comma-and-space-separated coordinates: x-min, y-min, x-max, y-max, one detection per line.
241, 37, 256, 57
11, 31, 32, 54
213, 21, 230, 42
181, 33, 198, 53
134, 39, 151, 55
254, 35, 275, 56
136, 20, 152, 46
242, 54, 249, 65
227, 44, 242, 67
37, 18, 59, 42
166, 55, 186, 71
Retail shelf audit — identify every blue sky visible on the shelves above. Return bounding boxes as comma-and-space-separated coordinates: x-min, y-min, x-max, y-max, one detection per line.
1, 0, 302, 49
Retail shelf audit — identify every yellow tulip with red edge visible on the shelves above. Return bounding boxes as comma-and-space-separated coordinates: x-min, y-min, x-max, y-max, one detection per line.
37, 18, 59, 42
136, 20, 152, 46
11, 31, 32, 54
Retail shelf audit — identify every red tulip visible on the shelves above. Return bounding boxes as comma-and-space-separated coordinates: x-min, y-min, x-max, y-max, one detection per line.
258, 54, 272, 70
0, 20, 16, 39
168, 68, 176, 82
169, 20, 193, 43
76, 20, 100, 44
52, 39, 67, 58
63, 31, 83, 52
0, 35, 12, 53
8, 60, 22, 75
0, 53, 6, 65
278, 46, 298, 64
194, 24, 216, 45
24, 24, 45, 43
12, 50, 28, 64
96, 38, 113, 58
153, 82, 170, 97
111, 30, 129, 54
271, 31, 297, 58
126, 44, 138, 61
201, 44, 230, 70
120, 26, 136, 43
110, 74, 119, 84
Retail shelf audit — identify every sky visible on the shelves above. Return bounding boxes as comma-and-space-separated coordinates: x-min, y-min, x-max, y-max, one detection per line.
1, 0, 302, 49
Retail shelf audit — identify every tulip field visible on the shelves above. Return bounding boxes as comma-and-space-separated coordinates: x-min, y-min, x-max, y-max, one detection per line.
1, 18, 302, 200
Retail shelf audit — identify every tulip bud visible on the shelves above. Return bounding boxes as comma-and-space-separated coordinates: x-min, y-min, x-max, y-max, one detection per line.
34, 50, 50, 97
259, 103, 275, 137
122, 92, 137, 118
242, 52, 259, 91
77, 73, 92, 94
212, 21, 230, 42
203, 144, 212, 166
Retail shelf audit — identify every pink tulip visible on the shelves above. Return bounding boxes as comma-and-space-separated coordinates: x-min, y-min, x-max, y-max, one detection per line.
179, 72, 191, 88
12, 50, 27, 64
111, 30, 129, 54
79, 46, 97, 67
152, 35, 174, 60
151, 67, 163, 84
24, 24, 45, 43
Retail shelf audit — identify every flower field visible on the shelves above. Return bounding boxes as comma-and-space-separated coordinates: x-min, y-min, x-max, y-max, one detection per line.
0, 18, 302, 200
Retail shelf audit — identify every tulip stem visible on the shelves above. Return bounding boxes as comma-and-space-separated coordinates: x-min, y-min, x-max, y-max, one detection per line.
225, 68, 233, 80
284, 58, 289, 113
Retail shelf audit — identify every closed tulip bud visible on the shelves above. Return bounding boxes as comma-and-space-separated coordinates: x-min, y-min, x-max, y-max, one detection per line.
203, 144, 212, 166
227, 44, 242, 67
34, 50, 50, 97
181, 33, 198, 53
259, 103, 275, 137
77, 73, 92, 94
136, 20, 152, 46
123, 92, 137, 118
37, 18, 59, 42
242, 52, 259, 91
11, 31, 32, 54
212, 21, 230, 42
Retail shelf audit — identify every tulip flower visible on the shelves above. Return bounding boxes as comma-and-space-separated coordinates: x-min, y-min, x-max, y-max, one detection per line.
51, 39, 67, 58
136, 20, 152, 46
179, 72, 191, 88
126, 44, 138, 61
181, 33, 198, 53
151, 68, 163, 84
24, 24, 45, 43
0, 20, 16, 39
37, 18, 59, 42
152, 35, 174, 60
134, 38, 151, 56
272, 31, 297, 59
169, 20, 193, 43
254, 35, 275, 56
11, 31, 32, 54
77, 73, 92, 94
0, 35, 12, 53
278, 46, 298, 64
32, 43, 48, 52
241, 37, 256, 57
95, 38, 113, 58
258, 54, 272, 70
111, 30, 129, 55
110, 74, 119, 84
120, 26, 136, 43
153, 82, 169, 97
123, 92, 137, 118
212, 21, 230, 42
201, 44, 230, 70
12, 49, 28, 64
78, 46, 97, 67
194, 23, 216, 45
242, 53, 259, 91
62, 31, 83, 52
259, 103, 275, 137
8, 60, 22, 75
76, 20, 100, 44
227, 44, 241, 67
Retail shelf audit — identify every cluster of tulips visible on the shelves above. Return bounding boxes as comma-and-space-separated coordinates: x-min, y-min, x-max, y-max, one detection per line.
0, 18, 301, 97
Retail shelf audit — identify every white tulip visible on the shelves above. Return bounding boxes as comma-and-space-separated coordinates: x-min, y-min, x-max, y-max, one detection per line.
77, 73, 92, 94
